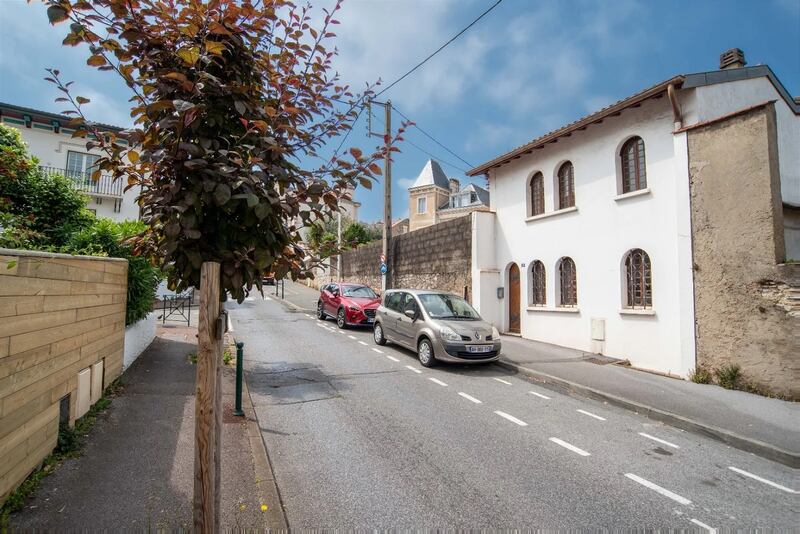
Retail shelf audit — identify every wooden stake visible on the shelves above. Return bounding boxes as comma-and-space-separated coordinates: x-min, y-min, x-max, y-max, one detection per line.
194, 261, 222, 533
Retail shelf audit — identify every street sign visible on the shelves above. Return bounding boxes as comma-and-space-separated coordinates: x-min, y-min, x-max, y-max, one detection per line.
380, 263, 388, 275
380, 253, 386, 263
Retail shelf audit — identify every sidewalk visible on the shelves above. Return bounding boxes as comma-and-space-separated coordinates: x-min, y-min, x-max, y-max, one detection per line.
276, 280, 799, 467
10, 322, 286, 530
497, 335, 800, 467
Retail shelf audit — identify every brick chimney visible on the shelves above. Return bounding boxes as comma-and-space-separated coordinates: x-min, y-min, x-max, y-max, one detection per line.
719, 48, 746, 70
449, 178, 460, 194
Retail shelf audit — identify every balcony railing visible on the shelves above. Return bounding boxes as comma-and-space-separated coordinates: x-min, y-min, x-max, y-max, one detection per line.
39, 166, 124, 198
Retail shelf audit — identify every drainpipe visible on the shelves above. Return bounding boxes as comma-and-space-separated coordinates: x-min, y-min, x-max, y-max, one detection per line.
668, 83, 683, 129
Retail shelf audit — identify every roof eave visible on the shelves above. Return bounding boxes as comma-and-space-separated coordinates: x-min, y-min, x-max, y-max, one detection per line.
466, 75, 685, 177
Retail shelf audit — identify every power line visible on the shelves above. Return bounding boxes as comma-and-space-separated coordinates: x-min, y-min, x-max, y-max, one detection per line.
391, 104, 474, 169
375, 0, 503, 98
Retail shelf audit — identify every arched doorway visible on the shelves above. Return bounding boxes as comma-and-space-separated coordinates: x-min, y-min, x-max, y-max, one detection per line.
508, 263, 521, 334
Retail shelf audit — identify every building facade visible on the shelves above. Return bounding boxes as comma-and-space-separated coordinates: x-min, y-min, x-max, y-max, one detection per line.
408, 159, 489, 232
1, 102, 141, 221
468, 50, 798, 393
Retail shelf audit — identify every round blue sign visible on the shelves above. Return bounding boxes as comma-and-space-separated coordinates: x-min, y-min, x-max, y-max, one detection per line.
380, 263, 388, 274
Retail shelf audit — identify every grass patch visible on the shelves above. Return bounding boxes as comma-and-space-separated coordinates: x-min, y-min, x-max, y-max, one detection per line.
715, 364, 742, 390
0, 379, 123, 529
223, 348, 233, 366
187, 352, 197, 364
688, 366, 712, 384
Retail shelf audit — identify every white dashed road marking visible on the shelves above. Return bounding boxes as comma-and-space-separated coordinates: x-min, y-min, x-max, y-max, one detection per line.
728, 466, 797, 494
405, 365, 422, 374
358, 341, 368, 346
577, 409, 606, 421
263, 296, 272, 301
624, 473, 692, 505
493, 378, 512, 385
639, 432, 680, 449
386, 355, 400, 362
428, 377, 448, 387
347, 335, 357, 340
336, 330, 345, 334
458, 392, 482, 404
690, 519, 717, 533
494, 411, 528, 426
529, 390, 551, 400
304, 314, 312, 318
371, 348, 383, 354
549, 437, 591, 457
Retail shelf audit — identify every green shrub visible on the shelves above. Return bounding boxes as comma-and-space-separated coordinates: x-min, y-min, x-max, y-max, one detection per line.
689, 366, 712, 384
715, 364, 742, 390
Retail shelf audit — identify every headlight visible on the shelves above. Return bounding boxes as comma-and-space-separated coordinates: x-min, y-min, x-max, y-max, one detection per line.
439, 325, 461, 342
492, 326, 500, 339
348, 305, 361, 312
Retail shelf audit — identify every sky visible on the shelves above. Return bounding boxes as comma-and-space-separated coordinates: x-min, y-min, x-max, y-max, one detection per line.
1, 0, 798, 223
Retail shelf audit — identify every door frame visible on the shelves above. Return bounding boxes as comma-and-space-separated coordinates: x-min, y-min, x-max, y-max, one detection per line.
507, 262, 521, 334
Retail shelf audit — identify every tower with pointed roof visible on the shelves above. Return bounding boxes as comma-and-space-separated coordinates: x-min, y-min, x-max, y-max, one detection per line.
408, 159, 454, 232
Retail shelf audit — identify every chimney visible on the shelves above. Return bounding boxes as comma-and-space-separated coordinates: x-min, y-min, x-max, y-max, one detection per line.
719, 48, 746, 70
449, 178, 460, 194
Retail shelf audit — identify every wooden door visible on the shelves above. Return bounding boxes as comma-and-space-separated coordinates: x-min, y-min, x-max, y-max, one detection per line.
509, 263, 521, 333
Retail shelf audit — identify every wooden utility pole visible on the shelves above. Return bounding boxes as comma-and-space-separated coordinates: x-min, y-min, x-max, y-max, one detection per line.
369, 99, 392, 291
194, 261, 223, 533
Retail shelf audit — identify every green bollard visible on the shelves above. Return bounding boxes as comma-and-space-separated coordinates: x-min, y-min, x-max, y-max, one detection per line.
234, 341, 244, 416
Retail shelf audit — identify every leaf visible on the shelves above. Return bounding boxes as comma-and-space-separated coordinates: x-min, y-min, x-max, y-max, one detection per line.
358, 177, 372, 190
368, 163, 382, 175
177, 47, 200, 66
205, 41, 226, 55
349, 147, 362, 159
6, 260, 17, 270
128, 150, 139, 163
76, 96, 91, 105
214, 184, 232, 205
47, 5, 69, 25
87, 55, 107, 67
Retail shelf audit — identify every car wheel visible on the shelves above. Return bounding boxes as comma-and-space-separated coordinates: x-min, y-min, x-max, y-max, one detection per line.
337, 308, 347, 329
373, 323, 387, 345
316, 301, 326, 320
418, 338, 436, 367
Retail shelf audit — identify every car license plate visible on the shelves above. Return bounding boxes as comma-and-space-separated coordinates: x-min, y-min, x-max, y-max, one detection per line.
366, 318, 374, 323
467, 345, 492, 354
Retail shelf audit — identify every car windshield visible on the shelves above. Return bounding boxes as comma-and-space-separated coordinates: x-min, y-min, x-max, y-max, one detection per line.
343, 286, 377, 298
418, 293, 480, 320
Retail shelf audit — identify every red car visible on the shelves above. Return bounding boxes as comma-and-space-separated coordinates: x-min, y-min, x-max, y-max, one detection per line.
317, 282, 381, 329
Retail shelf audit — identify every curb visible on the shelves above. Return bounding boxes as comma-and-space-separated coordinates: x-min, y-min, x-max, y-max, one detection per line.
239, 360, 290, 529
496, 358, 799, 468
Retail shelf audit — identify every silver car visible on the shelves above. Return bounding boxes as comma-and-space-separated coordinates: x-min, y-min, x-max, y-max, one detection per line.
373, 289, 501, 367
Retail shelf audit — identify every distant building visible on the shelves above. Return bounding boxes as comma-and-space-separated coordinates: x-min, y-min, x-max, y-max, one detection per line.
0, 101, 141, 221
408, 159, 489, 232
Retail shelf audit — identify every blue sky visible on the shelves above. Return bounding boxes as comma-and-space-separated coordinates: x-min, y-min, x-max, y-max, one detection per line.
1, 0, 798, 223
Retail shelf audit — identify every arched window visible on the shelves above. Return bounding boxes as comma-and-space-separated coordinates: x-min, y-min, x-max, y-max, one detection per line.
557, 257, 577, 306
529, 172, 545, 216
557, 162, 575, 209
624, 249, 652, 308
530, 260, 546, 306
620, 137, 647, 193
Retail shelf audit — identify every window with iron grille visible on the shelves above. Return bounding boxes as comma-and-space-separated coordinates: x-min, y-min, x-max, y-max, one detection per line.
624, 249, 652, 308
620, 137, 647, 193
558, 257, 577, 306
557, 162, 575, 209
530, 260, 546, 306
529, 172, 544, 216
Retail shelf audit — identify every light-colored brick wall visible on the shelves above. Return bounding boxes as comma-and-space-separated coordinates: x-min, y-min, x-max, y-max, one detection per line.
0, 249, 127, 503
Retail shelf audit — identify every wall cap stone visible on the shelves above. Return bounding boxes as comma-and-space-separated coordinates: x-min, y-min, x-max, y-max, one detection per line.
0, 247, 128, 263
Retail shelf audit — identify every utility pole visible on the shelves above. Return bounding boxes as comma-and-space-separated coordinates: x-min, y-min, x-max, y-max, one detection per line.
369, 99, 392, 291
336, 210, 342, 281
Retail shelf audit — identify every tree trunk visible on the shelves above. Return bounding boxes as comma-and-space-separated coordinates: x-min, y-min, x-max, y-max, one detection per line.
194, 261, 222, 532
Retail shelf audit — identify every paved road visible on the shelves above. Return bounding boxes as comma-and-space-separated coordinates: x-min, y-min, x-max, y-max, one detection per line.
227, 286, 797, 529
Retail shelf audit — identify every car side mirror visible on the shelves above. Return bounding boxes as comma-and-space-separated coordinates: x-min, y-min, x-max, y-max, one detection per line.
404, 309, 416, 320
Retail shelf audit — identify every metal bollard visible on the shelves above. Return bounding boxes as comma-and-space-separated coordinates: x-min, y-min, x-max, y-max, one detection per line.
281, 279, 285, 300
233, 341, 244, 416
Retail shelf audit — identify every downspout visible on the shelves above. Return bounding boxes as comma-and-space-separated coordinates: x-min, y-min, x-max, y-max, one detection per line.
668, 83, 683, 129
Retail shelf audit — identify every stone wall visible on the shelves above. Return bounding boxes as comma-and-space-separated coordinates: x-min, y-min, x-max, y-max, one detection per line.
687, 102, 799, 399
340, 215, 472, 299
0, 249, 128, 502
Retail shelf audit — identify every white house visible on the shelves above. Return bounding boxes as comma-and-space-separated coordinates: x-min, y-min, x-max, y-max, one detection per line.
1, 102, 141, 221
468, 49, 799, 383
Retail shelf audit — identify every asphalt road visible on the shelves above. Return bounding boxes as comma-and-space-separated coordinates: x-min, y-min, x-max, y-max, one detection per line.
227, 283, 798, 529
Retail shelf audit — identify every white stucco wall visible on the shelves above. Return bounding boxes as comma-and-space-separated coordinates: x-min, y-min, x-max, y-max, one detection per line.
477, 97, 695, 376
123, 312, 157, 371
3, 120, 141, 222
